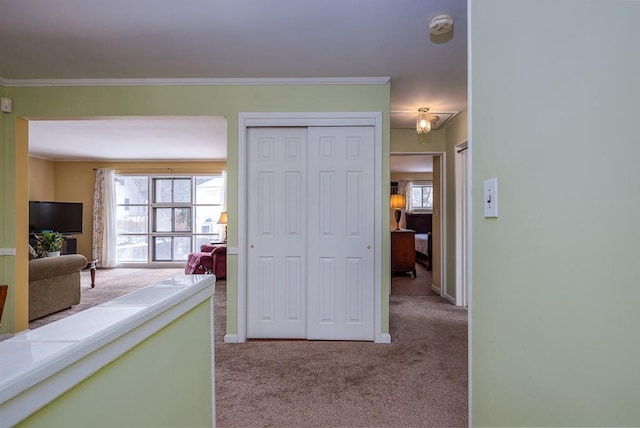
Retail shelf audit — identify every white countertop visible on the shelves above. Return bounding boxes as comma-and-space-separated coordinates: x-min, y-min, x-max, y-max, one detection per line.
0, 273, 215, 425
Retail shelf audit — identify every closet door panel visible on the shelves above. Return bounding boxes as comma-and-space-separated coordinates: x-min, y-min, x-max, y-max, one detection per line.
307, 127, 375, 340
247, 128, 308, 338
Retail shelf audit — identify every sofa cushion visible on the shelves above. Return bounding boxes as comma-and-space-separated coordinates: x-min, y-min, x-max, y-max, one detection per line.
29, 255, 88, 282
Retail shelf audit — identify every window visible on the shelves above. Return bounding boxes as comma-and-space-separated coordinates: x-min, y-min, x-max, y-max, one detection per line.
115, 174, 224, 263
410, 181, 433, 210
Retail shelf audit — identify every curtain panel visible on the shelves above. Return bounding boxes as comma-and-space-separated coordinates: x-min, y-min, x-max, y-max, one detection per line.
92, 169, 117, 267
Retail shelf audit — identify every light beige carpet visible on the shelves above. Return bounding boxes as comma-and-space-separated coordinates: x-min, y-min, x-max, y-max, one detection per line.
214, 280, 468, 427
29, 267, 468, 427
391, 262, 438, 296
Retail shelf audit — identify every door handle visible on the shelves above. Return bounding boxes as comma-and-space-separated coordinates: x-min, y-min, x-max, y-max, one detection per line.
250, 244, 255, 248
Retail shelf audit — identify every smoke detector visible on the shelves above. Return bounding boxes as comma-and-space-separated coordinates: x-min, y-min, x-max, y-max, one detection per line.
429, 15, 454, 35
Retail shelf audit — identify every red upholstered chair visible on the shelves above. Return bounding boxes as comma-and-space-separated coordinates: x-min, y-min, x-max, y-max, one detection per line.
200, 244, 227, 279
184, 244, 227, 279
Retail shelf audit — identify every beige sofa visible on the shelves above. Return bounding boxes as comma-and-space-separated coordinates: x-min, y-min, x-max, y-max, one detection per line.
29, 254, 88, 321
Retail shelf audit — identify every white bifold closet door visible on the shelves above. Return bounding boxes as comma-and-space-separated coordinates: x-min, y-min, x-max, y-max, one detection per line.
247, 126, 375, 341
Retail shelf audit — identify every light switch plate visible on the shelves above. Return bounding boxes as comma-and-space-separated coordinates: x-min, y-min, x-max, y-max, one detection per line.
483, 178, 498, 218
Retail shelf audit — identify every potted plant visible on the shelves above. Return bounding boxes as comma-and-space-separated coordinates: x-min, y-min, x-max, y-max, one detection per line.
40, 231, 64, 257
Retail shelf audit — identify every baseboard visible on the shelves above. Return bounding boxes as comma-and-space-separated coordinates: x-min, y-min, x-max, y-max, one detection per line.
445, 293, 456, 305
376, 333, 392, 344
223, 334, 239, 343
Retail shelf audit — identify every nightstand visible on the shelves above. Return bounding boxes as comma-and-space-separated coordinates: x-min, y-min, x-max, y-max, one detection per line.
391, 229, 416, 277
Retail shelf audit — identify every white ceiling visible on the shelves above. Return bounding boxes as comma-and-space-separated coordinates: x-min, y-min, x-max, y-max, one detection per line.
0, 0, 467, 160
29, 117, 227, 161
390, 155, 433, 174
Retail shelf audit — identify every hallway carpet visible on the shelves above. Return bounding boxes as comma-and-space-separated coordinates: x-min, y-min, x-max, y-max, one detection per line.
27, 267, 468, 427
214, 280, 468, 427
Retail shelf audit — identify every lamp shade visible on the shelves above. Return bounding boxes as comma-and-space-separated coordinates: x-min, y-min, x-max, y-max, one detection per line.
390, 194, 406, 209
216, 211, 227, 225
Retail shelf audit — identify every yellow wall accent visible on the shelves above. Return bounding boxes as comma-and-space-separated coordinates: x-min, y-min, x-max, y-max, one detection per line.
28, 157, 55, 201
14, 118, 29, 333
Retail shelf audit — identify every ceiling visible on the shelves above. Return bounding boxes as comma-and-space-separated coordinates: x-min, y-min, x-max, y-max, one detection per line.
0, 0, 467, 162
390, 155, 433, 174
29, 117, 228, 161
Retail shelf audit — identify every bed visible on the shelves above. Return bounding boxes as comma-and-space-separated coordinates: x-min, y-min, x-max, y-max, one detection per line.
405, 213, 432, 271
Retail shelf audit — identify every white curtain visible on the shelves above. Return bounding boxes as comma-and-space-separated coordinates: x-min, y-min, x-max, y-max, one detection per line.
219, 170, 227, 241
398, 180, 411, 212
92, 169, 117, 267
221, 169, 227, 211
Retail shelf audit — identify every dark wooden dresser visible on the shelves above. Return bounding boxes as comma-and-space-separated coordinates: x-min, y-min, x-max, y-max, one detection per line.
391, 229, 416, 277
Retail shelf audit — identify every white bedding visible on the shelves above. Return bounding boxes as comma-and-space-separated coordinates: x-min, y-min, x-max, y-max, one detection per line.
415, 233, 429, 255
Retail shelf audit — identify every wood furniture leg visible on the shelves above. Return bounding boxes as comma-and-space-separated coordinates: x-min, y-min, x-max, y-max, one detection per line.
88, 260, 98, 288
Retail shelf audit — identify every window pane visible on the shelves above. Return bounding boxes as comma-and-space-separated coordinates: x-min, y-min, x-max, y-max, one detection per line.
174, 207, 192, 232
154, 208, 172, 232
196, 176, 221, 204
194, 235, 215, 250
155, 179, 172, 203
154, 236, 172, 261
115, 174, 224, 264
195, 206, 219, 234
116, 206, 148, 233
117, 235, 148, 262
411, 187, 422, 208
173, 179, 192, 203
173, 237, 191, 261
422, 187, 433, 208
115, 176, 148, 204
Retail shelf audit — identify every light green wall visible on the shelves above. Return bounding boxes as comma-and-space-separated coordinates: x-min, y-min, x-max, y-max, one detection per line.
471, 1, 640, 426
0, 83, 390, 335
18, 300, 214, 427
444, 111, 468, 299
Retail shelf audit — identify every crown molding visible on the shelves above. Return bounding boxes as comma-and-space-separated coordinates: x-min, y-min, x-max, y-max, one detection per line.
0, 76, 390, 87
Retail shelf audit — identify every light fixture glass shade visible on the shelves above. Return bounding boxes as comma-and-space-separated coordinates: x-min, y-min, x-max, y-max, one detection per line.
216, 211, 227, 225
390, 194, 406, 209
417, 107, 431, 134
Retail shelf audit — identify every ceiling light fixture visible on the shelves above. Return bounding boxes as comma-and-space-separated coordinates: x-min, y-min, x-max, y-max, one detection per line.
417, 108, 432, 134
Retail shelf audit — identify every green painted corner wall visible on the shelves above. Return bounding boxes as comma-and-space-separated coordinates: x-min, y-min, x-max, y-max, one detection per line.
471, 1, 640, 426
0, 83, 391, 336
18, 300, 214, 428
444, 111, 468, 300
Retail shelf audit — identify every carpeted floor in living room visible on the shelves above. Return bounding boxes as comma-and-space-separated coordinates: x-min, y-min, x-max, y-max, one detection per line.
30, 266, 468, 427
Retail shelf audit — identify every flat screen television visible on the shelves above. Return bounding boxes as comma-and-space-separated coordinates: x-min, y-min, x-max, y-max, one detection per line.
29, 201, 83, 235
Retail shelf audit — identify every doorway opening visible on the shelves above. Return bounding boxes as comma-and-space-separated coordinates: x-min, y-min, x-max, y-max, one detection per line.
390, 152, 446, 298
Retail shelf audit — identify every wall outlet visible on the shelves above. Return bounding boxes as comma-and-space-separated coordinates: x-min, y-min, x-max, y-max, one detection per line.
0, 97, 12, 113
